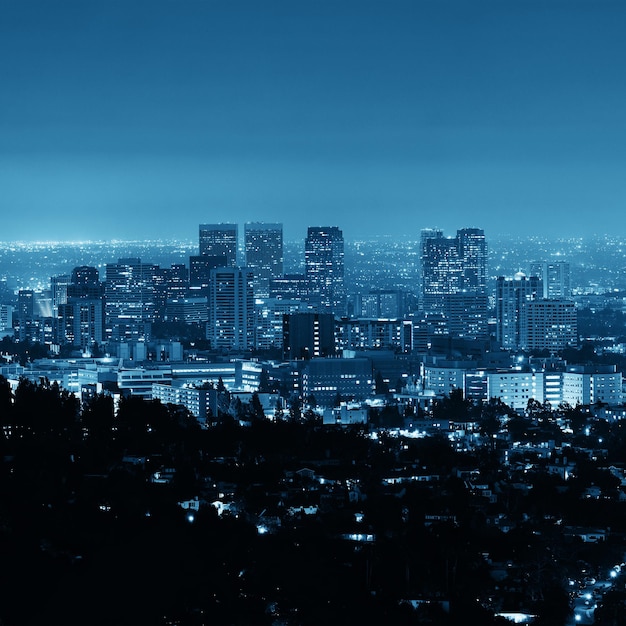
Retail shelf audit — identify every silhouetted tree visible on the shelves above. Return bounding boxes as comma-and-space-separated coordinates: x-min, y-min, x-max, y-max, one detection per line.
250, 392, 264, 420
432, 387, 474, 421
375, 370, 389, 395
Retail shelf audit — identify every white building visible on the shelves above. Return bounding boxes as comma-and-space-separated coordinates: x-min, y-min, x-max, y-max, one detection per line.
152, 381, 217, 424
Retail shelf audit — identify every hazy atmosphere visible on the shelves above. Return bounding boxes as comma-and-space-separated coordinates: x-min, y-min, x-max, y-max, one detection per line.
2, 0, 625, 242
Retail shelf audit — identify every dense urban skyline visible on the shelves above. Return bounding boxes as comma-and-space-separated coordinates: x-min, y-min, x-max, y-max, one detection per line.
2, 0, 626, 243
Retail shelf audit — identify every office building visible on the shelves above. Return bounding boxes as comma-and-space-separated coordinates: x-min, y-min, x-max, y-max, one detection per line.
420, 228, 487, 308
50, 274, 71, 312
350, 289, 406, 319
17, 290, 35, 321
437, 293, 489, 340
305, 226, 345, 315
199, 223, 238, 267
420, 228, 488, 339
152, 381, 218, 425
270, 273, 309, 302
458, 227, 488, 293
529, 261, 571, 299
189, 255, 228, 294
245, 222, 283, 298
520, 299, 578, 353
57, 300, 104, 350
301, 357, 374, 407
0, 305, 14, 332
154, 264, 189, 319
336, 318, 413, 352
104, 258, 157, 342
283, 312, 335, 360
52, 266, 105, 350
420, 230, 460, 312
255, 298, 305, 351
164, 297, 209, 324
207, 267, 255, 351
68, 266, 103, 299
495, 273, 543, 350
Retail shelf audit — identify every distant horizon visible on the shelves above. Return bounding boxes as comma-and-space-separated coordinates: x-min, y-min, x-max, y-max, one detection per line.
2, 0, 626, 243
1, 230, 625, 247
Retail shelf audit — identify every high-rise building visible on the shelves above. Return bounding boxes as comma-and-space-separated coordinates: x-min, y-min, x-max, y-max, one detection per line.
520, 299, 578, 353
17, 290, 35, 321
57, 300, 104, 350
304, 226, 345, 315
244, 222, 283, 298
154, 264, 189, 321
255, 298, 305, 351
199, 223, 238, 267
189, 255, 228, 294
420, 230, 462, 312
56, 265, 105, 350
529, 261, 571, 299
50, 274, 71, 312
207, 267, 255, 351
441, 292, 490, 339
0, 305, 13, 332
104, 258, 157, 341
420, 228, 488, 339
457, 227, 488, 293
68, 266, 103, 299
495, 273, 542, 350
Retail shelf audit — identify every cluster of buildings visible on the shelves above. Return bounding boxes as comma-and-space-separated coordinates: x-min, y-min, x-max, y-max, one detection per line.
1, 223, 616, 421
1, 224, 577, 353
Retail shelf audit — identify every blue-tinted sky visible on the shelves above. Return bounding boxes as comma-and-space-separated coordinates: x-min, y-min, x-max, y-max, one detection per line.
1, 0, 625, 243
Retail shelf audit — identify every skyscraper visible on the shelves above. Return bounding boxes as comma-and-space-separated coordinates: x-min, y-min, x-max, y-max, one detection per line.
68, 266, 102, 298
207, 267, 255, 351
153, 264, 190, 321
520, 299, 578, 353
50, 274, 71, 313
304, 226, 345, 315
244, 222, 283, 298
457, 227, 488, 293
495, 273, 542, 350
199, 223, 238, 267
189, 255, 228, 294
104, 258, 157, 341
529, 261, 571, 299
420, 228, 488, 338
420, 229, 462, 312
57, 266, 104, 350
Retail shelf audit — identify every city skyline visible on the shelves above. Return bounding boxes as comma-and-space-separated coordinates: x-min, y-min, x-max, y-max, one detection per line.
2, 0, 626, 243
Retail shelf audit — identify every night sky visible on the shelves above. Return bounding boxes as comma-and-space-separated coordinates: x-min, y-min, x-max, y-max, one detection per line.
1, 0, 625, 243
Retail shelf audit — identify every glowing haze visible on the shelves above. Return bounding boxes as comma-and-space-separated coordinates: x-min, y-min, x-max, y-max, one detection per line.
1, 0, 626, 243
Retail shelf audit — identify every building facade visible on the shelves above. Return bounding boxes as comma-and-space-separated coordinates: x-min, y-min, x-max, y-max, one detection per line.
283, 312, 336, 360
207, 267, 255, 351
244, 222, 283, 298
530, 261, 571, 299
304, 226, 345, 315
301, 357, 374, 407
199, 223, 238, 267
495, 273, 543, 350
420, 228, 488, 339
104, 258, 157, 342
